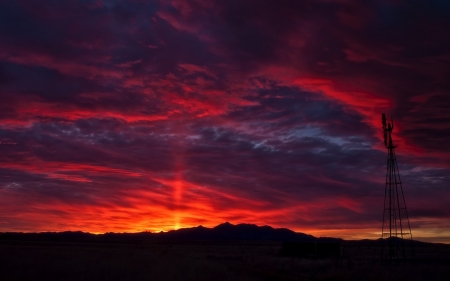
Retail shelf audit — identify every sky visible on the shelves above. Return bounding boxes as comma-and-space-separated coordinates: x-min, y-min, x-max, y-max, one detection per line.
0, 0, 449, 243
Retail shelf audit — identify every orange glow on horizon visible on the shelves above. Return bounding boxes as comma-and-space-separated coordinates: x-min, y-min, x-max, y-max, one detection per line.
174, 178, 183, 230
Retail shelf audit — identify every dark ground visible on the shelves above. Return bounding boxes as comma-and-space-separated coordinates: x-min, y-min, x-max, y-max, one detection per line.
0, 240, 449, 281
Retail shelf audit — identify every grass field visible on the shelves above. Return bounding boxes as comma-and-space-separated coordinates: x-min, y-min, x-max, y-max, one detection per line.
0, 240, 449, 281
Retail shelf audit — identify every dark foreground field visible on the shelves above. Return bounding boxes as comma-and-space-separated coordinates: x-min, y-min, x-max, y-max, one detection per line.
1, 240, 450, 281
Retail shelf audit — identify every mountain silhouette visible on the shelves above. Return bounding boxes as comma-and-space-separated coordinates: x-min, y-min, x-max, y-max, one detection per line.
0, 222, 432, 246
160, 222, 319, 241
0, 222, 335, 244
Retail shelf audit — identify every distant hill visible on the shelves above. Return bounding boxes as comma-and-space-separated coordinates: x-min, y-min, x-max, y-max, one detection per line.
0, 222, 435, 246
159, 222, 330, 242
0, 222, 341, 244
344, 237, 437, 247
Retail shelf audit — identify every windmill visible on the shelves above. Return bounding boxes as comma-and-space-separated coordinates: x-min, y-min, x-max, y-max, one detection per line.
381, 113, 414, 261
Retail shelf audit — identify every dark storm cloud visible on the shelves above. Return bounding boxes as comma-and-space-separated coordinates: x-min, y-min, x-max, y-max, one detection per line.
159, 0, 450, 154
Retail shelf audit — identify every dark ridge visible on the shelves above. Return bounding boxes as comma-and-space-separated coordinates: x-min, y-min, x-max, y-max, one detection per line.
161, 222, 321, 242
0, 222, 437, 246
0, 222, 325, 244
343, 237, 438, 247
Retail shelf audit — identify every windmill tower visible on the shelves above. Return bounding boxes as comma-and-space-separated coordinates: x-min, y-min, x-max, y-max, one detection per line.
381, 113, 414, 261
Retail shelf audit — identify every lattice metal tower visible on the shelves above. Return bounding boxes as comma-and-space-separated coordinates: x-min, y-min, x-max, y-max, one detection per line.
381, 113, 414, 261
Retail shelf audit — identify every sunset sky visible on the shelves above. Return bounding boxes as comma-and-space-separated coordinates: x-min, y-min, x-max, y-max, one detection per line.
0, 0, 449, 243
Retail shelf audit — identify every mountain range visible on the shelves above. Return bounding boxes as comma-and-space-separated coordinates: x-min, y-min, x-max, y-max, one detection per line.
0, 222, 337, 243
0, 222, 434, 246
